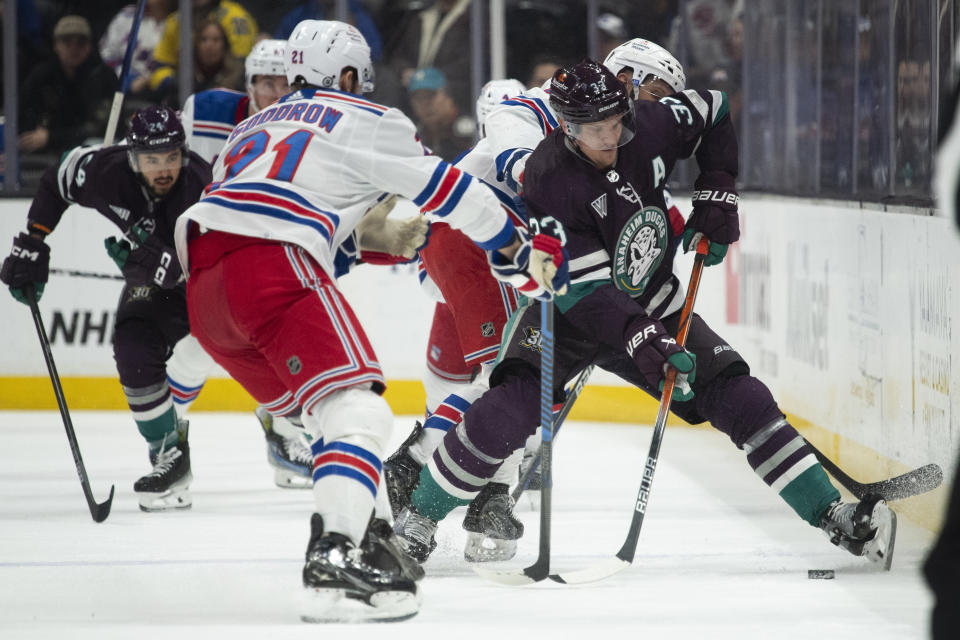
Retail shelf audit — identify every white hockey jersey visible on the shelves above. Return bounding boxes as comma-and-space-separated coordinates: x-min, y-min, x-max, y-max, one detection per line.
483, 86, 560, 193
180, 88, 251, 164
174, 88, 515, 278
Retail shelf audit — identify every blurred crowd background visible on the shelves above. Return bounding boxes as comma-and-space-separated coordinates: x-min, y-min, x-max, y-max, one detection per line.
0, 0, 954, 204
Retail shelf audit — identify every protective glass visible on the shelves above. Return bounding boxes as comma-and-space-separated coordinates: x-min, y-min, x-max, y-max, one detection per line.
563, 110, 636, 151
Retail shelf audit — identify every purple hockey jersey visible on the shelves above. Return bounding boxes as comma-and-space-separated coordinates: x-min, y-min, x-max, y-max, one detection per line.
522, 89, 738, 320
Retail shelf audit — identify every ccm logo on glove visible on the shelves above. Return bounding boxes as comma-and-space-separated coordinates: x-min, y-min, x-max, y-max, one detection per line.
692, 190, 739, 207
10, 245, 43, 261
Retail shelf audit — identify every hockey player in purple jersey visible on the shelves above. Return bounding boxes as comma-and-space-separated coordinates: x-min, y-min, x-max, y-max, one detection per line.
0, 105, 212, 512
393, 60, 897, 569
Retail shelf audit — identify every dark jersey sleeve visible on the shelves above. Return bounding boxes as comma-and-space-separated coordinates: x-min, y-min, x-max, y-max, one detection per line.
25, 145, 102, 235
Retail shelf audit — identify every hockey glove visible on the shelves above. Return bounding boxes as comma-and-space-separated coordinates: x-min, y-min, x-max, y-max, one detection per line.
105, 227, 182, 289
625, 317, 697, 401
0, 232, 50, 304
488, 230, 570, 301
356, 194, 431, 262
682, 188, 740, 267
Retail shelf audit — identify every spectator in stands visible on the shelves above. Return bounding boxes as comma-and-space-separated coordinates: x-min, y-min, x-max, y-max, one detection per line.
192, 19, 245, 92
383, 0, 473, 117
407, 67, 474, 162
99, 0, 172, 97
148, 0, 257, 101
18, 15, 117, 158
524, 52, 564, 88
273, 0, 381, 60
595, 12, 628, 61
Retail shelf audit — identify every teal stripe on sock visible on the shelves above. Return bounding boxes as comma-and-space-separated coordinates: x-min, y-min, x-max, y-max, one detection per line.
411, 466, 472, 521
136, 406, 179, 449
779, 464, 841, 526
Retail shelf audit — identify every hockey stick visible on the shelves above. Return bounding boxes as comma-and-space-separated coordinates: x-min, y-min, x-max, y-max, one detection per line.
50, 268, 124, 281
103, 0, 148, 145
511, 364, 595, 501
807, 441, 943, 502
25, 285, 115, 522
547, 237, 710, 585
474, 299, 557, 585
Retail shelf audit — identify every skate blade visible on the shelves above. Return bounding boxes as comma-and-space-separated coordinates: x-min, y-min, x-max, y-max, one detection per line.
273, 469, 312, 489
464, 532, 518, 563
138, 488, 192, 512
300, 587, 420, 623
866, 504, 897, 570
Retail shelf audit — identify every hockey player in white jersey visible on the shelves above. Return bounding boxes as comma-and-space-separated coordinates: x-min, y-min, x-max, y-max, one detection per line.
167, 40, 317, 489
174, 20, 567, 622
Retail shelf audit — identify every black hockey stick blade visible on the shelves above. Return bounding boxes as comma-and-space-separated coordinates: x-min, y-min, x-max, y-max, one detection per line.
27, 286, 115, 522
808, 441, 943, 501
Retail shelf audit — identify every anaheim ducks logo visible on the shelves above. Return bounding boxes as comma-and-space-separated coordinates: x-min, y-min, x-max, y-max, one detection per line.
613, 206, 668, 296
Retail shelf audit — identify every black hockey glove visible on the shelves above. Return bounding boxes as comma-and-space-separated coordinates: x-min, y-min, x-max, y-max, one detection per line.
0, 232, 51, 304
682, 188, 740, 267
105, 222, 182, 288
625, 317, 696, 401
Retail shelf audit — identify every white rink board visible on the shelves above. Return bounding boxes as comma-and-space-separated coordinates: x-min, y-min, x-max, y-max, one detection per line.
689, 195, 960, 482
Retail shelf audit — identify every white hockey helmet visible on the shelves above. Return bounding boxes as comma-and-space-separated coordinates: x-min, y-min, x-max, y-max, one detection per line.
602, 38, 686, 96
285, 19, 375, 93
475, 78, 526, 136
245, 38, 287, 87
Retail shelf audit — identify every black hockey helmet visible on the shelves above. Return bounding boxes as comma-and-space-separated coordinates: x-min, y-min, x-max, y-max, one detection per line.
126, 105, 188, 193
128, 105, 186, 153
549, 59, 636, 150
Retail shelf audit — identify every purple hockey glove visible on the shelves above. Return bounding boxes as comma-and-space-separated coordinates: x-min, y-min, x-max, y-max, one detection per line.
682, 188, 740, 267
625, 317, 697, 401
0, 232, 50, 304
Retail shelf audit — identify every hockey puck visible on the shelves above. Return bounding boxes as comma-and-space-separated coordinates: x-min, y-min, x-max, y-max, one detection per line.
807, 569, 835, 580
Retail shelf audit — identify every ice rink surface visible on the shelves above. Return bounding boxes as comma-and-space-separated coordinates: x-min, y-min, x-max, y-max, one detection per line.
0, 410, 935, 639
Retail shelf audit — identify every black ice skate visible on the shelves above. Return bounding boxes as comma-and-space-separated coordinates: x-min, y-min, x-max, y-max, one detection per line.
300, 514, 421, 623
134, 421, 192, 512
463, 482, 525, 562
256, 406, 312, 489
819, 494, 897, 570
393, 506, 438, 563
383, 421, 424, 518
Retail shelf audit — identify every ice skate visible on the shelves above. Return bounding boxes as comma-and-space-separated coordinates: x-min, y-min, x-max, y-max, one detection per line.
383, 422, 424, 517
256, 406, 312, 489
463, 483, 524, 562
134, 421, 192, 512
300, 514, 421, 623
393, 506, 438, 563
819, 494, 897, 570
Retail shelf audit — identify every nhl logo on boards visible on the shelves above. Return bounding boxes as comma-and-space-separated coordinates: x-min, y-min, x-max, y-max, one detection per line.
590, 194, 608, 218
287, 355, 303, 375
481, 321, 496, 338
519, 326, 542, 353
606, 169, 620, 183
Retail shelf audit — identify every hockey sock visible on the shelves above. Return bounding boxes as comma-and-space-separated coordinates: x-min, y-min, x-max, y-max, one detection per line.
410, 465, 472, 521
409, 393, 472, 465
124, 381, 179, 448
744, 417, 840, 525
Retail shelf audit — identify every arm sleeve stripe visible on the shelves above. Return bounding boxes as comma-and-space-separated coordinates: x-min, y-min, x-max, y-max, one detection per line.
684, 90, 711, 126
709, 90, 730, 124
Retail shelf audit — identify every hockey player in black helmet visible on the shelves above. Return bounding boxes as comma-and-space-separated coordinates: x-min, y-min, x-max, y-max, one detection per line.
0, 104, 212, 512
126, 104, 190, 197
394, 59, 897, 570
